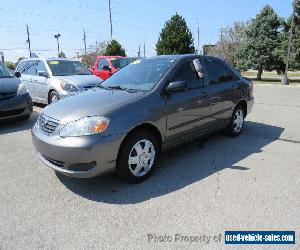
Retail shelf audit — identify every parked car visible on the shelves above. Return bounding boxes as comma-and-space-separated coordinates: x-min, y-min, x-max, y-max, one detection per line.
32, 54, 254, 183
16, 58, 103, 104
89, 56, 131, 80
0, 61, 32, 121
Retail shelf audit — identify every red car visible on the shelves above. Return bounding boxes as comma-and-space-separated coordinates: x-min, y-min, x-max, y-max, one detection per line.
90, 56, 131, 80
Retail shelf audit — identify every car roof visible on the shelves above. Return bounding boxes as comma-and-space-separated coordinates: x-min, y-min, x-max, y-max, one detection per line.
19, 58, 70, 62
147, 54, 224, 62
96, 55, 127, 59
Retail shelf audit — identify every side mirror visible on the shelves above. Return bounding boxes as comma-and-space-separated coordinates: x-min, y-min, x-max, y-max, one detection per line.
38, 71, 49, 77
102, 65, 111, 71
166, 81, 187, 93
14, 71, 21, 78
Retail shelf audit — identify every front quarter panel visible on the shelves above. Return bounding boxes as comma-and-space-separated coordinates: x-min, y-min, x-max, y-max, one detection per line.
103, 92, 166, 140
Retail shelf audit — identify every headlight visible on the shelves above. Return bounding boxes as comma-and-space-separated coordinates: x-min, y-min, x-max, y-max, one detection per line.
60, 82, 78, 92
60, 116, 110, 137
17, 83, 28, 95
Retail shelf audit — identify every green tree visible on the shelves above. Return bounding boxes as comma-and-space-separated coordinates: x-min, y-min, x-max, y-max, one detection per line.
5, 61, 16, 70
104, 39, 126, 56
156, 13, 195, 55
237, 5, 283, 79
58, 51, 66, 58
280, 0, 300, 69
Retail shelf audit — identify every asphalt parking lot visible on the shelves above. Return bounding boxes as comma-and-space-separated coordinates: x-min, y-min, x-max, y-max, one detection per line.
0, 85, 299, 250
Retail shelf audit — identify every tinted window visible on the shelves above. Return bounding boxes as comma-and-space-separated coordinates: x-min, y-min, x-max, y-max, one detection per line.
98, 59, 109, 70
172, 61, 202, 89
204, 59, 236, 84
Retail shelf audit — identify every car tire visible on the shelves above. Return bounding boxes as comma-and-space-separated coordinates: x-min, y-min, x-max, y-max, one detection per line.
228, 105, 245, 137
49, 91, 60, 104
117, 129, 159, 183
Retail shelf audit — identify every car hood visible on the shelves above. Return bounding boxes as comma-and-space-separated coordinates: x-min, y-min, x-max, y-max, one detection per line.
43, 88, 145, 124
55, 75, 102, 87
0, 77, 20, 93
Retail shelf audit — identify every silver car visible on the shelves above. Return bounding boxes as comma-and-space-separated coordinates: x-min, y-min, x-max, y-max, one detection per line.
16, 58, 102, 104
32, 55, 254, 183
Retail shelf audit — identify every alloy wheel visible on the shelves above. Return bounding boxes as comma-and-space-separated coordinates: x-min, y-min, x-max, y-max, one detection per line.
233, 109, 244, 133
128, 139, 156, 177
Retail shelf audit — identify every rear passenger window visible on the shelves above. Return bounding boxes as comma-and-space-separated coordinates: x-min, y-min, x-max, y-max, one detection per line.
204, 59, 237, 84
37, 61, 47, 73
98, 59, 109, 70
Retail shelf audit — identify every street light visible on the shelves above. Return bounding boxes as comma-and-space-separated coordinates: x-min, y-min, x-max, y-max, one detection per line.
282, 0, 296, 85
54, 34, 61, 57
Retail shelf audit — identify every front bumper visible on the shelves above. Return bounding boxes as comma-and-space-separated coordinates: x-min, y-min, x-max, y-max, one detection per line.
0, 92, 32, 121
32, 125, 125, 178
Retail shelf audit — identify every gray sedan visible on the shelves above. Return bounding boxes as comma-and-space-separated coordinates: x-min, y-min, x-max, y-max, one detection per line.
16, 58, 102, 104
32, 54, 254, 183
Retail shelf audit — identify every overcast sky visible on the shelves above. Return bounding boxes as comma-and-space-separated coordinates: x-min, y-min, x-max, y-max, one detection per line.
0, 0, 292, 62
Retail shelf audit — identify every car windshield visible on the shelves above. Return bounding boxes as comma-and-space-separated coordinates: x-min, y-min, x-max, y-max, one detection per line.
101, 58, 175, 91
110, 58, 131, 69
47, 60, 91, 76
0, 62, 13, 78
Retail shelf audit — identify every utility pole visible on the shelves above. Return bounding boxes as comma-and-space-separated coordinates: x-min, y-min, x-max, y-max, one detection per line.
282, 0, 296, 85
108, 0, 113, 39
26, 24, 32, 58
143, 41, 145, 57
83, 29, 87, 54
197, 23, 200, 54
54, 33, 61, 57
137, 45, 140, 57
95, 41, 98, 53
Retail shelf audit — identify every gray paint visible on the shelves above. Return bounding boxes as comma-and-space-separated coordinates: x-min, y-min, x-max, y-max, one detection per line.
32, 54, 254, 178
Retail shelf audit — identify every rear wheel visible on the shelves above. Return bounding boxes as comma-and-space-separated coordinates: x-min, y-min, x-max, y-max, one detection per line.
117, 130, 159, 183
228, 106, 245, 136
49, 91, 60, 104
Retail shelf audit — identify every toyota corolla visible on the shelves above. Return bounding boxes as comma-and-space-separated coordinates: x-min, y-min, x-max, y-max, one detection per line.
32, 55, 254, 183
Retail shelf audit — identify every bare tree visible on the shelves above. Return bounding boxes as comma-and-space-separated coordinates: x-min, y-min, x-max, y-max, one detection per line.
207, 22, 247, 66
81, 41, 108, 68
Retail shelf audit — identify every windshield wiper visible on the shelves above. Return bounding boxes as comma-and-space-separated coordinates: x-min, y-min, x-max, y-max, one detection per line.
107, 86, 138, 93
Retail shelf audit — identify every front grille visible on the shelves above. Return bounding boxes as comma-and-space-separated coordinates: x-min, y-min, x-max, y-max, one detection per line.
38, 114, 59, 135
0, 108, 25, 117
0, 92, 17, 101
43, 155, 65, 168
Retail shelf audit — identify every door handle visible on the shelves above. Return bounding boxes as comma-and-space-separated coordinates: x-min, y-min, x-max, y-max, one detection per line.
232, 84, 238, 90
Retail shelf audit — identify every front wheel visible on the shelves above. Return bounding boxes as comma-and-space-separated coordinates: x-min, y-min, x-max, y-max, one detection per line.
48, 91, 60, 104
117, 130, 159, 183
228, 106, 245, 137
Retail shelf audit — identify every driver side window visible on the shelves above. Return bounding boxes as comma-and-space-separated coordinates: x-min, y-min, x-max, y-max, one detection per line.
98, 59, 109, 70
171, 61, 201, 89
